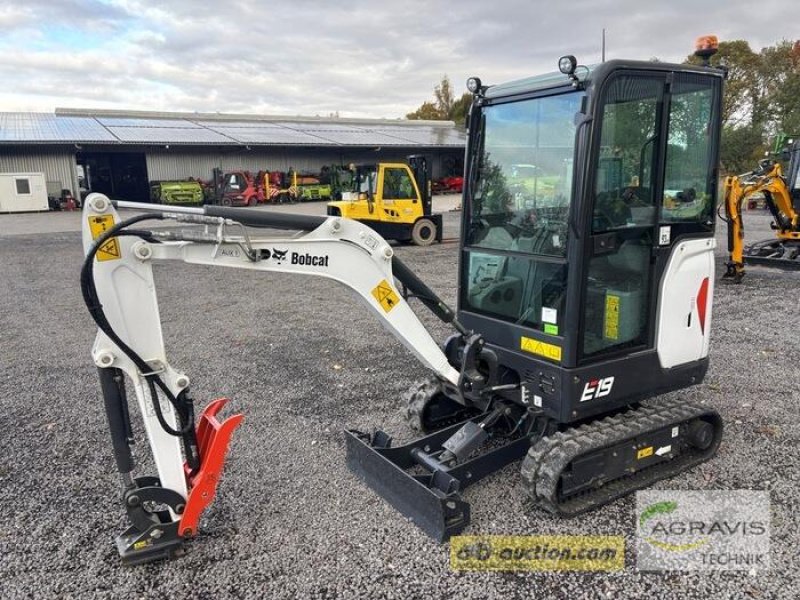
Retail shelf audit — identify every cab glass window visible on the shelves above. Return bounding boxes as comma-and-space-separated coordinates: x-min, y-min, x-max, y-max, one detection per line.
461, 91, 581, 336
662, 74, 718, 224
593, 77, 662, 231
467, 91, 584, 257
382, 168, 415, 199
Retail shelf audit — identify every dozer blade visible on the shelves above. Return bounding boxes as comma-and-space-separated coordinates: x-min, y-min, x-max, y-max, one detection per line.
744, 238, 800, 270
521, 397, 722, 516
345, 415, 531, 541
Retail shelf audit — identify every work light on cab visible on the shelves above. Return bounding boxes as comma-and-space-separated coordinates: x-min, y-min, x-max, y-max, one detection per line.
558, 55, 577, 76
466, 77, 482, 94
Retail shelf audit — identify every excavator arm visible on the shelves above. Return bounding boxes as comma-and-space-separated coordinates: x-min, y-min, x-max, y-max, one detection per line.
80, 193, 467, 563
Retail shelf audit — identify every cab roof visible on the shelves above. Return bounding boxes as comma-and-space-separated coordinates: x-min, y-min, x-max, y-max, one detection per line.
482, 59, 724, 100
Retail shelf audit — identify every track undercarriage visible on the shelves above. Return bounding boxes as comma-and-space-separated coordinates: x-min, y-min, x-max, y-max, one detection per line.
744, 238, 800, 269
346, 381, 723, 541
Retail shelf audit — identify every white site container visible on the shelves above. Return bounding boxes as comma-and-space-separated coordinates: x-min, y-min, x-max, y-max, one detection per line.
0, 172, 49, 212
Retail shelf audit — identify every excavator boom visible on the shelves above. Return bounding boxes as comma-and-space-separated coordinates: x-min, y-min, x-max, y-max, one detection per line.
81, 194, 465, 563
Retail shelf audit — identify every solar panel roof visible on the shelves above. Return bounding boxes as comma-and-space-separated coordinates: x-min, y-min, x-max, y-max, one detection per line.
0, 113, 117, 143
0, 112, 466, 148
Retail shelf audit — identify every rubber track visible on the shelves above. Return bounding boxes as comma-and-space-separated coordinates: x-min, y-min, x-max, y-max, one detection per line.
404, 377, 479, 433
404, 377, 441, 434
520, 397, 722, 516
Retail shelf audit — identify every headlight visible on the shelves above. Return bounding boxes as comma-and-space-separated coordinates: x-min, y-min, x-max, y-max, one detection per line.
466, 76, 482, 94
558, 55, 577, 76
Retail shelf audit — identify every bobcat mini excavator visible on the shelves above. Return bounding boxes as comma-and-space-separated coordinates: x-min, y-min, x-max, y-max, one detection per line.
81, 40, 725, 564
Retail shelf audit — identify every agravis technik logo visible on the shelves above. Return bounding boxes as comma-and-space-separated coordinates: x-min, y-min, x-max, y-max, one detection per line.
636, 490, 770, 571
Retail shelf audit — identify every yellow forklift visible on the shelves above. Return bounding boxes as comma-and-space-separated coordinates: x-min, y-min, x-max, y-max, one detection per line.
326, 155, 443, 245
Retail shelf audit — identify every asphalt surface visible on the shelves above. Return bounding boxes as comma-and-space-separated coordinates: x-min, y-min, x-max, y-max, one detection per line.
1, 204, 798, 599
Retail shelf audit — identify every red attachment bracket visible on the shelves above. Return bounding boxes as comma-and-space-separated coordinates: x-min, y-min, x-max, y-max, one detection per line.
179, 398, 243, 538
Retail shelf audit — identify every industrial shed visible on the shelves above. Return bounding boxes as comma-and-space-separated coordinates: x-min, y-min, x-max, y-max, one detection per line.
0, 109, 466, 203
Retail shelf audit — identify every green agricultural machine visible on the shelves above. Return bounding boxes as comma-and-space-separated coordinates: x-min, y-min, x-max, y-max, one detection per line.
150, 180, 205, 205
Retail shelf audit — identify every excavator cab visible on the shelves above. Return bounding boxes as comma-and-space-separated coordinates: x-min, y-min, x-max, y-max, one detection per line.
786, 138, 800, 213
459, 60, 723, 409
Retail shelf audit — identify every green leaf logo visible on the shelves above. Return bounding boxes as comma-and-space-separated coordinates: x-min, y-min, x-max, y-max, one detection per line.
639, 501, 677, 528
640, 500, 709, 553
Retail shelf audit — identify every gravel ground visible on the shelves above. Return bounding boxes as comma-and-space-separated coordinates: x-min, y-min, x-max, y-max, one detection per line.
1, 206, 798, 599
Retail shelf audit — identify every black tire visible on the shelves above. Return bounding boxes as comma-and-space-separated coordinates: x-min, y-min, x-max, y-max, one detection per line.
221, 197, 233, 206
411, 218, 437, 246
248, 195, 258, 206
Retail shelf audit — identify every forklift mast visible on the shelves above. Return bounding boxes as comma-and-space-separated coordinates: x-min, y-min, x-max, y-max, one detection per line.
407, 155, 432, 215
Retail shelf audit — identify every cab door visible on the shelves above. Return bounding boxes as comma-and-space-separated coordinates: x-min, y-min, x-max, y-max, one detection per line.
579, 71, 721, 366
579, 74, 666, 362
344, 168, 378, 220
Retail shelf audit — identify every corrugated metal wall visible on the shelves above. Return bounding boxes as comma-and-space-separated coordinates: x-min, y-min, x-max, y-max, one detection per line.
145, 148, 455, 181
0, 147, 78, 199
0, 145, 461, 202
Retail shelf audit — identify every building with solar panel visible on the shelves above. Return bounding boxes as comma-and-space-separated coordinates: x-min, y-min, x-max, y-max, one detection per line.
0, 109, 466, 205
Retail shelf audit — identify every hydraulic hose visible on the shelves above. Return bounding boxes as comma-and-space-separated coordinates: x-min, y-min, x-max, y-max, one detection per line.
80, 214, 199, 469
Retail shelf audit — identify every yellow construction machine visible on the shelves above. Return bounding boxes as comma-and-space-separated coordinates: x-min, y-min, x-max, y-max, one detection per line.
326, 155, 442, 246
722, 137, 800, 281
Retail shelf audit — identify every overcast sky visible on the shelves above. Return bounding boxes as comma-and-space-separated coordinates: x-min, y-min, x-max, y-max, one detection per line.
0, 0, 798, 119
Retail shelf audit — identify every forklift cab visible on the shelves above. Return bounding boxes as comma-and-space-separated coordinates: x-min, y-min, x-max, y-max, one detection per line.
336, 162, 424, 219
460, 59, 724, 423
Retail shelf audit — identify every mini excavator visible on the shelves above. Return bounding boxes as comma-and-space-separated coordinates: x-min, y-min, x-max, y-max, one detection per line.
82, 39, 726, 564
722, 137, 800, 281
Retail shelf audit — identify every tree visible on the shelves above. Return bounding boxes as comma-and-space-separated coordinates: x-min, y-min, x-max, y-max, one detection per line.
683, 38, 800, 172
685, 40, 763, 127
406, 101, 442, 121
760, 40, 800, 136
406, 75, 472, 126
449, 92, 473, 127
719, 125, 765, 174
433, 77, 454, 119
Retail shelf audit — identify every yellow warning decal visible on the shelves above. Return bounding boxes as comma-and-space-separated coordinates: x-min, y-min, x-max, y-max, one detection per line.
371, 279, 400, 313
520, 336, 562, 362
604, 294, 619, 340
637, 446, 654, 460
88, 215, 121, 262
